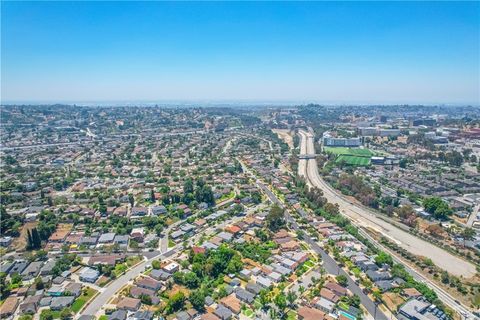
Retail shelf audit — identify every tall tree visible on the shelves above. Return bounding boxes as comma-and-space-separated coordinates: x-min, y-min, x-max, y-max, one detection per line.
266, 205, 285, 232
26, 229, 33, 250
183, 178, 194, 195
128, 193, 135, 207
150, 189, 155, 202
31, 228, 42, 249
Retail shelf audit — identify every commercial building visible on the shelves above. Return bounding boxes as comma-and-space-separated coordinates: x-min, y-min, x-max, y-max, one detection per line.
359, 127, 400, 137
322, 132, 361, 147
411, 118, 436, 127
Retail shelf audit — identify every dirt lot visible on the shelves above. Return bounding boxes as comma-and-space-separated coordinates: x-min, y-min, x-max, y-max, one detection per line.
272, 129, 294, 149
12, 221, 38, 251
382, 292, 405, 312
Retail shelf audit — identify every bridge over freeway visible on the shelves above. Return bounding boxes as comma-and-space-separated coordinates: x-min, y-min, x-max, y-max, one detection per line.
298, 153, 317, 159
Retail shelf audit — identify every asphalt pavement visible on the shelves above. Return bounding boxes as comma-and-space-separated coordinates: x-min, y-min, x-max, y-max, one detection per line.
249, 167, 388, 320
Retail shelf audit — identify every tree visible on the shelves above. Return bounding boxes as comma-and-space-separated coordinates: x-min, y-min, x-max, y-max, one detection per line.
0, 272, 11, 299
26, 229, 33, 250
35, 277, 45, 290
60, 307, 72, 320
423, 197, 452, 220
348, 294, 361, 307
274, 294, 287, 317
184, 271, 200, 289
31, 228, 42, 249
336, 275, 348, 287
140, 294, 152, 305
286, 291, 297, 308
152, 260, 161, 270
11, 273, 22, 286
128, 194, 135, 207
372, 290, 382, 303
173, 271, 185, 285
324, 203, 339, 216
462, 227, 476, 247
189, 289, 206, 311
258, 289, 271, 312
40, 310, 54, 320
166, 292, 186, 314
150, 189, 155, 202
195, 185, 215, 205
399, 158, 408, 168
395, 205, 416, 222
440, 271, 450, 284
183, 178, 194, 195
374, 251, 393, 267
426, 224, 444, 238
266, 204, 285, 232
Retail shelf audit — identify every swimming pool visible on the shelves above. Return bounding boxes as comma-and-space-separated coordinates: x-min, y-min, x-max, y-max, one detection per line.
339, 311, 356, 320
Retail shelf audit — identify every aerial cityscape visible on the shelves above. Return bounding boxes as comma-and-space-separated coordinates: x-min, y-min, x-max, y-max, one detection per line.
1, 2, 479, 320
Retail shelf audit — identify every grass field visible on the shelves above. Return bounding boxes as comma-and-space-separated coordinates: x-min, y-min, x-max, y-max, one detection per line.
242, 308, 255, 318
71, 287, 98, 313
336, 155, 371, 166
324, 146, 374, 157
304, 260, 315, 268
287, 310, 297, 320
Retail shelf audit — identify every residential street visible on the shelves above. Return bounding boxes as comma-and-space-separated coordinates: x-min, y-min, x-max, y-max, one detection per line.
298, 130, 476, 319
242, 162, 389, 320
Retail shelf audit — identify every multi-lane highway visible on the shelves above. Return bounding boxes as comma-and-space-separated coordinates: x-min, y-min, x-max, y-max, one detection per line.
240, 160, 388, 320
298, 130, 476, 319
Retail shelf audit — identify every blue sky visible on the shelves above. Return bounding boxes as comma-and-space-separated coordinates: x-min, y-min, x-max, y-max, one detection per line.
1, 1, 479, 104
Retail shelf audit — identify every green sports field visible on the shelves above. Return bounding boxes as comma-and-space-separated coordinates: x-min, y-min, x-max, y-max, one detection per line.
335, 155, 371, 166
323, 146, 374, 157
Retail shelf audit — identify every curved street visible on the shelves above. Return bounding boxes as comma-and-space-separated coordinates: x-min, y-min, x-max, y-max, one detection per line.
298, 130, 476, 319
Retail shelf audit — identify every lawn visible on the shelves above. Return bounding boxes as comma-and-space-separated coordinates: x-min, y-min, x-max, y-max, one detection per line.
304, 260, 315, 268
168, 238, 175, 248
126, 255, 143, 267
242, 308, 255, 318
338, 301, 350, 311
253, 298, 262, 310
324, 147, 374, 157
351, 267, 361, 277
287, 310, 297, 320
324, 146, 373, 166
218, 191, 235, 203
336, 155, 371, 166
40, 309, 61, 319
113, 263, 128, 277
71, 287, 98, 313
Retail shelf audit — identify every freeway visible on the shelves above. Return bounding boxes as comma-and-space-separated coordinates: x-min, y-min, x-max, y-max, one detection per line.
357, 228, 475, 319
298, 130, 477, 319
240, 161, 388, 320
299, 130, 475, 277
